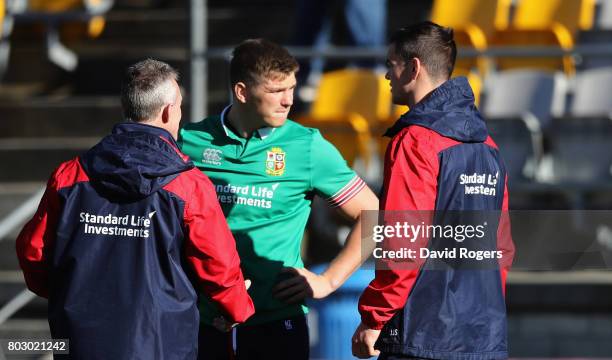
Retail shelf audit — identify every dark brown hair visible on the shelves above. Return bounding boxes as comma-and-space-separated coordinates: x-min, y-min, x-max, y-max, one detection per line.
230, 38, 299, 86
390, 21, 456, 80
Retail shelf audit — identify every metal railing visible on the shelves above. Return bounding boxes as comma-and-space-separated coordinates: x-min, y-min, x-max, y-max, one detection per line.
0, 187, 44, 327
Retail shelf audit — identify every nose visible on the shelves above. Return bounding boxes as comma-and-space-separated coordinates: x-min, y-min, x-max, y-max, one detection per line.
281, 89, 293, 107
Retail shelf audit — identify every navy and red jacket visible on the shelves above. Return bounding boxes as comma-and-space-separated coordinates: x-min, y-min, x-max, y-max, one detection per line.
16, 122, 254, 360
358, 77, 515, 360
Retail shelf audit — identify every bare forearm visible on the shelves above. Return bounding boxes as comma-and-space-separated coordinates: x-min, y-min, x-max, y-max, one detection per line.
322, 186, 378, 291
322, 216, 367, 291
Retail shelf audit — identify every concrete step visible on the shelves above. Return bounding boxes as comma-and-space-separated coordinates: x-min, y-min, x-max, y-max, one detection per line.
93, 5, 295, 46
0, 318, 50, 341
0, 97, 121, 137
0, 93, 226, 135
71, 50, 191, 95
0, 140, 94, 182
1, 240, 23, 272
0, 284, 47, 320
0, 187, 45, 271
1, 46, 67, 87
0, 188, 40, 221
0, 277, 30, 306
94, 8, 189, 47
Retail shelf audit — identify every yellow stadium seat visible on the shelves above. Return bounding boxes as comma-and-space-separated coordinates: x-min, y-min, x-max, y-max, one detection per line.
310, 69, 391, 123
512, 0, 594, 33
431, 0, 511, 74
491, 0, 596, 74
0, 0, 4, 38
29, 0, 107, 39
431, 0, 511, 50
29, 0, 81, 12
298, 69, 392, 167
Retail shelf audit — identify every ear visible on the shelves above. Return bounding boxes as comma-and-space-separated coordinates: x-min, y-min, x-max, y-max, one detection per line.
411, 57, 422, 81
161, 104, 171, 124
234, 82, 248, 104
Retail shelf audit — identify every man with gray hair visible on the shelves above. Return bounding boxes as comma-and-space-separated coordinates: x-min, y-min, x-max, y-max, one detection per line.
16, 59, 254, 359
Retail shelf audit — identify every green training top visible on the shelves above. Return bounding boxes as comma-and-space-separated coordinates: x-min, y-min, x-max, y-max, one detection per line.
179, 105, 364, 326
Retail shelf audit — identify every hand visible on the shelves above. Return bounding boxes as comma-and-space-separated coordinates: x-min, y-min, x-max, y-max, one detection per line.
212, 279, 252, 332
351, 322, 381, 359
272, 267, 334, 303
212, 316, 235, 332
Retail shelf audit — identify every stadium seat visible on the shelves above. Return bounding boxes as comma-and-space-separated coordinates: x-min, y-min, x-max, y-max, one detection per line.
0, 0, 4, 39
482, 69, 560, 130
0, 0, 11, 79
549, 116, 612, 184
431, 0, 510, 49
491, 0, 596, 74
576, 30, 612, 69
594, 0, 612, 29
297, 69, 392, 167
3, 0, 113, 71
28, 0, 111, 38
569, 66, 612, 117
548, 67, 612, 184
480, 69, 565, 181
486, 117, 540, 183
431, 0, 511, 74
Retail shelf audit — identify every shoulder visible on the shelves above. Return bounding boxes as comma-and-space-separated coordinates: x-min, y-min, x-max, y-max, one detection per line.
392, 125, 459, 156
182, 116, 220, 132
395, 124, 434, 143
164, 167, 216, 202
280, 119, 320, 140
389, 125, 434, 154
180, 116, 221, 142
484, 135, 499, 150
52, 157, 89, 190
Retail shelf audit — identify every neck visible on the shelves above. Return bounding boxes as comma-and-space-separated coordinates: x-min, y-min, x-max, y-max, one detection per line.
137, 118, 176, 140
410, 76, 446, 107
226, 104, 263, 138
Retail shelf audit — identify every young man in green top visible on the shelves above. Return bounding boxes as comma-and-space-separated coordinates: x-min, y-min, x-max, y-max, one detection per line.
180, 38, 378, 360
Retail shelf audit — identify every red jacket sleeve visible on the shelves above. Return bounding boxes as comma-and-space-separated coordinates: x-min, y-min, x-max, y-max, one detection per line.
484, 136, 515, 295
497, 177, 514, 295
182, 172, 255, 324
358, 127, 439, 329
15, 169, 63, 298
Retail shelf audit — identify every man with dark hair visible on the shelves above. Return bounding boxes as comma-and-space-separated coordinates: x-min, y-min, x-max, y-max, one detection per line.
180, 38, 378, 360
352, 22, 514, 359
16, 59, 254, 359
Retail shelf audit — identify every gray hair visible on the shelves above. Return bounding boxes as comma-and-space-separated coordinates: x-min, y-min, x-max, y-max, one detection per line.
121, 59, 179, 122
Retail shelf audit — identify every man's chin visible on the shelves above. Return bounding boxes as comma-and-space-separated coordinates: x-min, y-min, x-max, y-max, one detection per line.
265, 115, 288, 127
